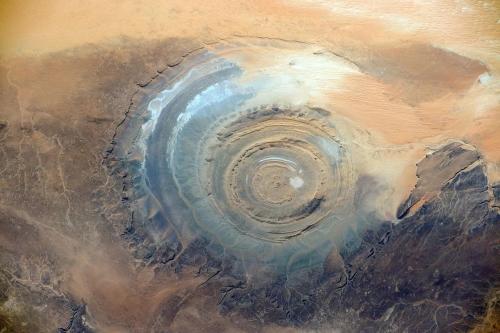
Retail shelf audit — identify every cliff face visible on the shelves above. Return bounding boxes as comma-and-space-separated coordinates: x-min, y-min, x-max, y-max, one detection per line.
0, 1, 499, 332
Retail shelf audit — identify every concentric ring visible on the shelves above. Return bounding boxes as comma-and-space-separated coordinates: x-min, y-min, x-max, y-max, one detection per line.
199, 107, 353, 242
134, 40, 361, 264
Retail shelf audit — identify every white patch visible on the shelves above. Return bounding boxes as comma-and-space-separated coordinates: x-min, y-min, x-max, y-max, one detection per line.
289, 176, 304, 189
478, 72, 492, 85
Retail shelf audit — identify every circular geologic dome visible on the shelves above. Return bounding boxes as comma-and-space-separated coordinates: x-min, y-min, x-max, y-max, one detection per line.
169, 105, 353, 243
133, 39, 366, 266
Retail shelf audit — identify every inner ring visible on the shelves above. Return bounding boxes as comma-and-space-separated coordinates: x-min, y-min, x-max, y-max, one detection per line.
226, 140, 329, 225
251, 158, 302, 205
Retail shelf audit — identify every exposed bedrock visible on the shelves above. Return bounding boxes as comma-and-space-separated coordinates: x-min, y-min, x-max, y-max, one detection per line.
131, 141, 498, 332
136, 141, 498, 332
1, 33, 497, 332
317, 142, 499, 332
107, 38, 499, 331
